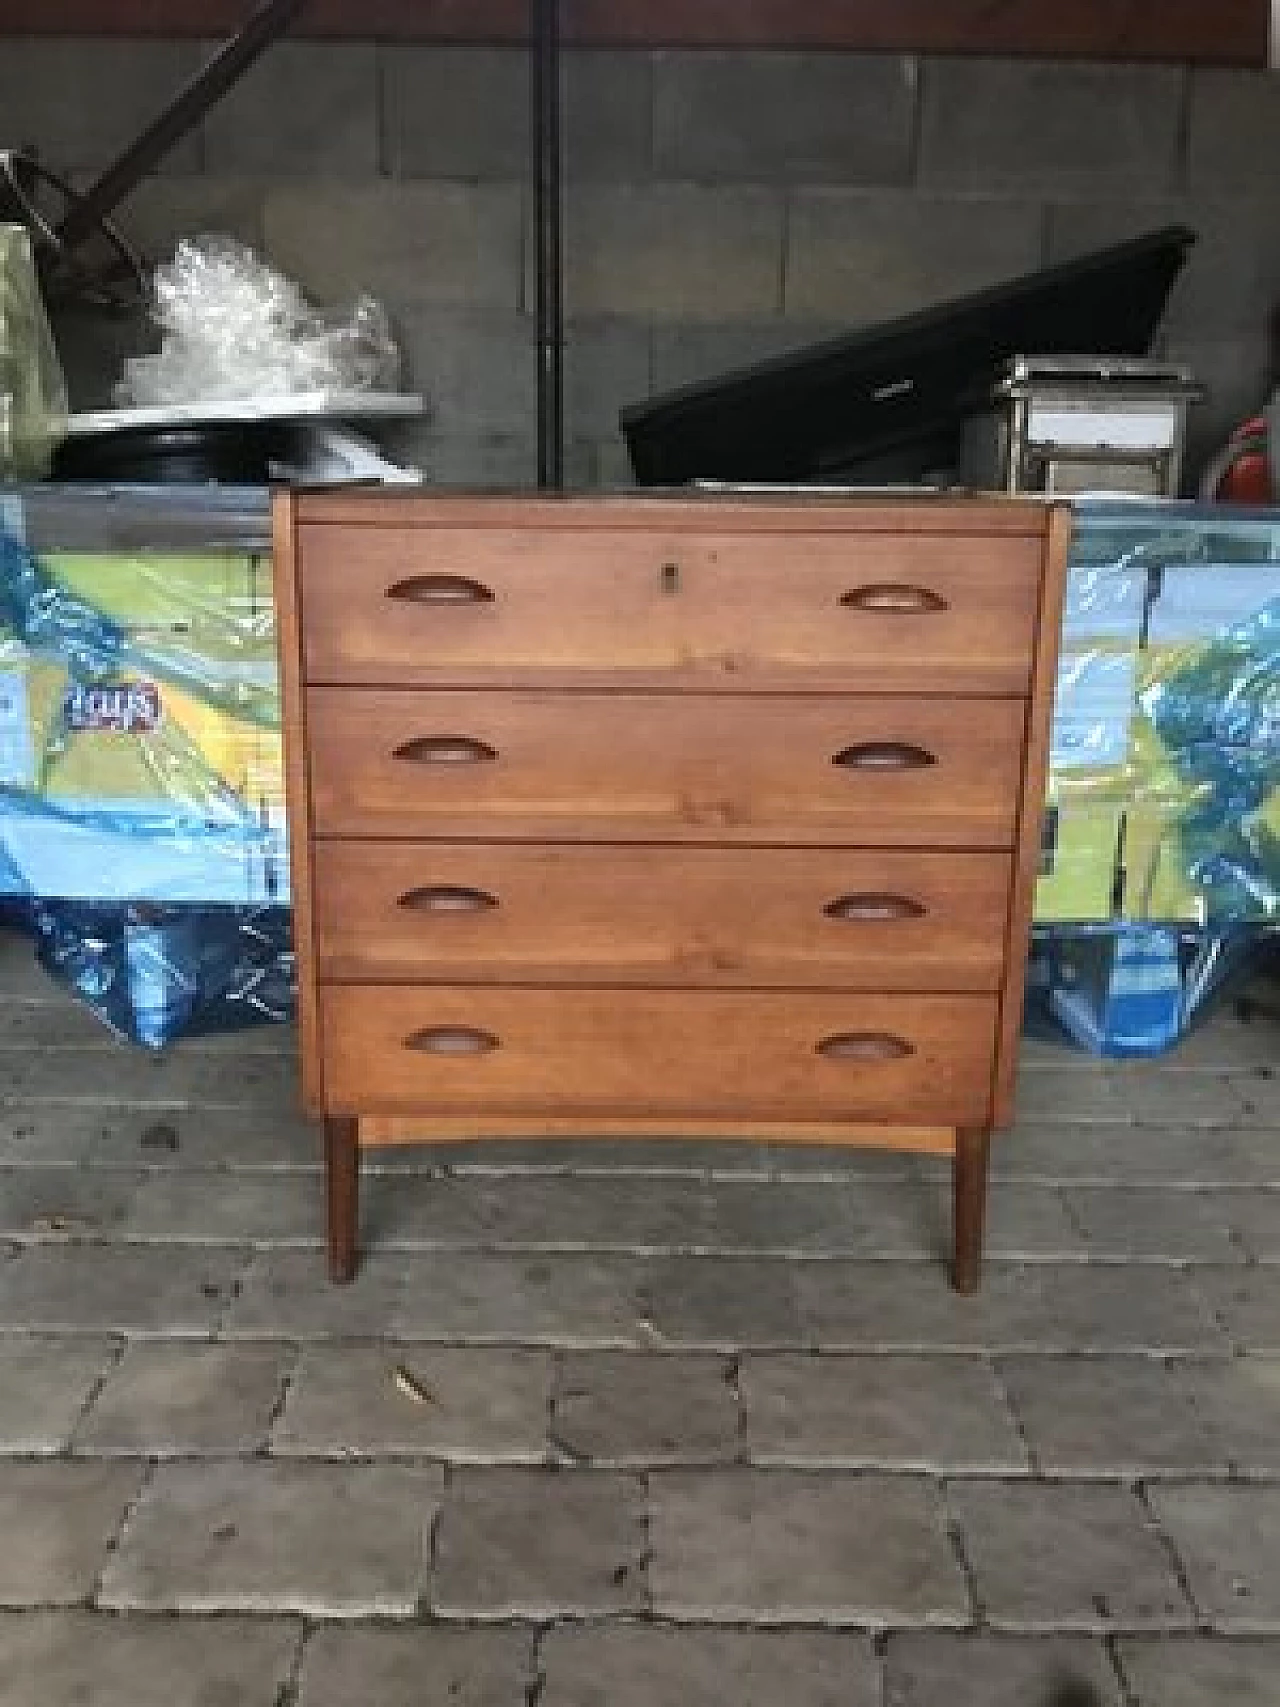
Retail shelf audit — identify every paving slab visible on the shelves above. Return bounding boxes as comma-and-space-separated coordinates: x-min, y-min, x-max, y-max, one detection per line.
1189, 1265, 1280, 1349
0, 1244, 244, 1335
223, 1250, 406, 1339
274, 1343, 551, 1461
636, 1255, 808, 1347
995, 1123, 1280, 1186
648, 1470, 969, 1625
73, 1341, 292, 1456
126, 1169, 322, 1244
999, 1355, 1231, 1475
0, 1611, 301, 1707
298, 1623, 534, 1707
1061, 1187, 1246, 1262
948, 1481, 1194, 1631
541, 1624, 881, 1707
1147, 1484, 1280, 1631
552, 1352, 740, 1464
883, 1631, 1124, 1706
742, 1353, 1027, 1471
391, 1251, 647, 1346
1110, 1066, 1252, 1127
797, 1261, 1225, 1353
0, 1461, 143, 1605
0, 1166, 142, 1239
434, 1468, 647, 1617
0, 1102, 317, 1170
98, 1460, 441, 1615
1117, 1636, 1280, 1704
0, 1336, 117, 1451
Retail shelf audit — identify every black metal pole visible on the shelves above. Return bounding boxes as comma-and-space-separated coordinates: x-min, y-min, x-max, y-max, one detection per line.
532, 0, 565, 490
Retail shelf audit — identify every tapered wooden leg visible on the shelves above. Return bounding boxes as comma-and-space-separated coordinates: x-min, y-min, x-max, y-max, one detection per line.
952, 1125, 991, 1295
325, 1116, 359, 1284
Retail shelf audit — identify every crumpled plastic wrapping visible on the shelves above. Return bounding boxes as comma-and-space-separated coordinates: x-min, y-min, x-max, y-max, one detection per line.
0, 225, 68, 478
1032, 498, 1279, 1056
115, 235, 400, 407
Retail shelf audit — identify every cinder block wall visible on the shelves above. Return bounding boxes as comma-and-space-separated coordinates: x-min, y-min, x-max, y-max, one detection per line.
6, 40, 1278, 487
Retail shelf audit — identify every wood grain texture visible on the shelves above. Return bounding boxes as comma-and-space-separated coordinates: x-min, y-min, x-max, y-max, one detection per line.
358, 1114, 958, 1152
320, 984, 1000, 1125
313, 840, 1012, 991
270, 491, 323, 1118
1, 0, 1265, 62
296, 493, 1047, 535
306, 687, 1027, 847
298, 521, 1041, 696
991, 502, 1072, 1128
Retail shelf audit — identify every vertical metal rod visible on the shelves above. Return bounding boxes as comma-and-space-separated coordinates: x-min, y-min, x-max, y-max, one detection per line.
532, 0, 565, 490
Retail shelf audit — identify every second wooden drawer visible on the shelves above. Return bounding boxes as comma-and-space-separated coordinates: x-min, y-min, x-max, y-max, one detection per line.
307, 689, 1027, 846
314, 841, 1012, 991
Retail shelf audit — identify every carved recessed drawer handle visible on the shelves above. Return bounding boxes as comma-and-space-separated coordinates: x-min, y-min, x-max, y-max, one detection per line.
823, 892, 927, 922
387, 574, 494, 604
398, 885, 499, 914
840, 582, 947, 613
393, 735, 497, 765
816, 1032, 915, 1061
832, 741, 936, 771
404, 1026, 500, 1055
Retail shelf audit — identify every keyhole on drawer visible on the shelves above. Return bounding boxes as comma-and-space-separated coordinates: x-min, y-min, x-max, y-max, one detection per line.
660, 561, 680, 595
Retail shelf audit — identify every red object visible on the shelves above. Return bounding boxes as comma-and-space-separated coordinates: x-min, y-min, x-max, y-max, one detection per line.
1203, 416, 1275, 504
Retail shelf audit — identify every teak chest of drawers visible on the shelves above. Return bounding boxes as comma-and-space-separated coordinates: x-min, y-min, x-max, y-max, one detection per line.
273, 491, 1069, 1291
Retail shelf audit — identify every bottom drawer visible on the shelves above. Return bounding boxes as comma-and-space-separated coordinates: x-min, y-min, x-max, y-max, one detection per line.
320, 986, 997, 1127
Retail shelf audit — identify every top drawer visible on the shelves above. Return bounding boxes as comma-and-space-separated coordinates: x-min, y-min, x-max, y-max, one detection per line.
296, 523, 1043, 695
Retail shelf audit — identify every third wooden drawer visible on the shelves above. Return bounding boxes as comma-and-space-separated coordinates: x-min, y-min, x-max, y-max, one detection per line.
313, 841, 1012, 991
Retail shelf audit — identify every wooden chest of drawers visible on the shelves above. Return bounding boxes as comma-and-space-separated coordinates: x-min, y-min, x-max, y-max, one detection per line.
273, 491, 1069, 1291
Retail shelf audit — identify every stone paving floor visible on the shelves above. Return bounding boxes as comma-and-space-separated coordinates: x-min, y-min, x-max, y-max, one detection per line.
0, 931, 1278, 1705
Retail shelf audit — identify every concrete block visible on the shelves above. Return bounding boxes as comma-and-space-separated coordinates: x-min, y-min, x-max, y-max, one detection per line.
0, 1462, 143, 1605
654, 51, 916, 185
384, 46, 527, 179
541, 1625, 880, 1707
433, 1468, 647, 1617
565, 318, 652, 439
1118, 1636, 1280, 1706
0, 1337, 117, 1453
0, 1245, 244, 1335
0, 39, 202, 174
394, 309, 536, 437
264, 183, 523, 311
99, 1461, 441, 1615
0, 1612, 300, 1707
273, 1344, 552, 1462
114, 177, 268, 271
919, 58, 1183, 195
552, 1352, 740, 1464
649, 1470, 969, 1624
1061, 1187, 1245, 1262
564, 185, 784, 319
74, 1343, 291, 1456
784, 190, 1043, 322
797, 1261, 1226, 1354
298, 1624, 535, 1707
1189, 70, 1280, 190
884, 1632, 1123, 1707
563, 52, 655, 181
202, 41, 377, 177
949, 1481, 1194, 1631
650, 320, 842, 394
742, 1353, 1026, 1471
1148, 1485, 1280, 1631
